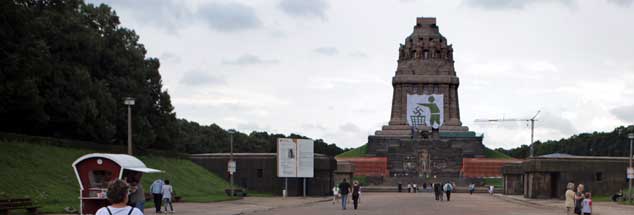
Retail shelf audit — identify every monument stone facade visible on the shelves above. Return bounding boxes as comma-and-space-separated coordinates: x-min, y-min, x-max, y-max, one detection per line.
367, 17, 485, 184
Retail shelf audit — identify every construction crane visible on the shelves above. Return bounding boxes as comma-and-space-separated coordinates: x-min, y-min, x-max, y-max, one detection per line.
474, 110, 541, 157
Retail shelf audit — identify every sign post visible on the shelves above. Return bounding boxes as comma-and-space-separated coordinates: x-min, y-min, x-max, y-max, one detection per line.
277, 138, 314, 198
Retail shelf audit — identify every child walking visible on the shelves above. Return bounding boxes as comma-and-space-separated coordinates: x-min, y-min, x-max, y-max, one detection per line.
581, 192, 592, 215
332, 185, 340, 205
162, 180, 175, 213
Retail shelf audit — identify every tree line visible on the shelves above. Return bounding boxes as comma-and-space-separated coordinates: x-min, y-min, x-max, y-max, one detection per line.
0, 0, 346, 156
495, 125, 634, 158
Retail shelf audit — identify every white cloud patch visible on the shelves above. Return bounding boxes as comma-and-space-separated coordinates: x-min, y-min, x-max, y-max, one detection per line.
179, 71, 225, 86
197, 2, 261, 32
222, 54, 279, 65
607, 0, 634, 7
313, 47, 339, 56
278, 0, 329, 19
340, 123, 361, 133
462, 0, 574, 10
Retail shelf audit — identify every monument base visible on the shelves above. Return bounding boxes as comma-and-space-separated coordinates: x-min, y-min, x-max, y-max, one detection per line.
366, 130, 485, 185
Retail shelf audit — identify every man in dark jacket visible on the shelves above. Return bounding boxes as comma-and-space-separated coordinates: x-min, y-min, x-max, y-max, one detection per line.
338, 179, 352, 210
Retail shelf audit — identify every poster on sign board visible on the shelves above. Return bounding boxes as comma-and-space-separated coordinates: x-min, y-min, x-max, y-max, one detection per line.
277, 138, 314, 178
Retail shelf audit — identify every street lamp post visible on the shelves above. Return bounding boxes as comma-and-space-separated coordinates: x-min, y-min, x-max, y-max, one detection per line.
228, 129, 236, 197
627, 133, 634, 203
123, 97, 135, 155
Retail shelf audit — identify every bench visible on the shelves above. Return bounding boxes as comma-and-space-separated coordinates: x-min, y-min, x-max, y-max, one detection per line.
0, 198, 40, 215
224, 189, 247, 197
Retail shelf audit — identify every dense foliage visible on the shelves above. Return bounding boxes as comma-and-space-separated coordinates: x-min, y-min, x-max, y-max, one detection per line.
495, 125, 634, 158
0, 0, 345, 156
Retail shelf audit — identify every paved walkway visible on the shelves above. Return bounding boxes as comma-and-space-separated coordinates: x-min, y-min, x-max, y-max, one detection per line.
142, 196, 330, 215
494, 194, 634, 215
247, 193, 634, 215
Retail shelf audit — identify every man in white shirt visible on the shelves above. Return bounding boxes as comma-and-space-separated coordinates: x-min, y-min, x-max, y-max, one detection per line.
149, 179, 164, 213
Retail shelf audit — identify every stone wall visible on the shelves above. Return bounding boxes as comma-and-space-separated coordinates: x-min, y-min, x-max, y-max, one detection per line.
503, 156, 629, 199
190, 153, 337, 196
367, 132, 485, 185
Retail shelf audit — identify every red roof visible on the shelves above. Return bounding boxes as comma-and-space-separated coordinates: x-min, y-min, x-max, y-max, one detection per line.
337, 157, 388, 177
460, 158, 523, 178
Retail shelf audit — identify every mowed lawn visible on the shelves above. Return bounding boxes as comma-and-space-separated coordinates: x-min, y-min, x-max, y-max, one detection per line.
0, 141, 232, 213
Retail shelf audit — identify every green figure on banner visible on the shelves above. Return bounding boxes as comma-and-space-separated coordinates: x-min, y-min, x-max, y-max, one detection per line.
417, 96, 441, 129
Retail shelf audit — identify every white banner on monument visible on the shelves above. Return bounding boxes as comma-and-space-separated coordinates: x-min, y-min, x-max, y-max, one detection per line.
277, 138, 314, 178
406, 94, 444, 129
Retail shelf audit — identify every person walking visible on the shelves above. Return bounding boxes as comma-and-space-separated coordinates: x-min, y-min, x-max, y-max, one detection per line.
161, 180, 175, 213
565, 182, 576, 215
413, 183, 418, 193
352, 180, 362, 210
423, 183, 427, 191
574, 184, 585, 215
127, 181, 145, 212
95, 180, 143, 215
581, 192, 592, 215
407, 183, 412, 193
468, 183, 475, 195
338, 179, 352, 210
332, 185, 340, 205
398, 182, 402, 193
149, 179, 164, 213
434, 183, 444, 201
443, 182, 453, 202
488, 185, 495, 196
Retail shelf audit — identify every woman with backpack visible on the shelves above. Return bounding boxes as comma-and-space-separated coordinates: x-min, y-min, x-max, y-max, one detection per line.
443, 182, 454, 201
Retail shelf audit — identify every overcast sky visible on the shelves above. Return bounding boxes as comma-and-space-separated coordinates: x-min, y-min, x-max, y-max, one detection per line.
86, 0, 634, 150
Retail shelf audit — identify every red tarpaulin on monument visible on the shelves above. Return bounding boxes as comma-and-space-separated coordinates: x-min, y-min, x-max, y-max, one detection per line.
460, 158, 523, 178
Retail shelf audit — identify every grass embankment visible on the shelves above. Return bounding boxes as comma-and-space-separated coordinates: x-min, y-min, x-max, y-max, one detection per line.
0, 141, 232, 213
336, 144, 368, 158
484, 147, 513, 159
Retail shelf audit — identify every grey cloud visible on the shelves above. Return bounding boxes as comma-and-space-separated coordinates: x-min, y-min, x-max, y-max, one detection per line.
611, 105, 634, 122
160, 52, 181, 63
340, 123, 361, 133
538, 111, 576, 135
278, 0, 328, 19
463, 0, 573, 10
180, 71, 225, 86
222, 54, 279, 65
607, 0, 633, 7
198, 2, 261, 32
314, 47, 338, 56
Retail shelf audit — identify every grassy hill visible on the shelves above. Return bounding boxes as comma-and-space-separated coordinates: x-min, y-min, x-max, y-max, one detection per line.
484, 147, 513, 159
336, 144, 368, 158
0, 141, 232, 213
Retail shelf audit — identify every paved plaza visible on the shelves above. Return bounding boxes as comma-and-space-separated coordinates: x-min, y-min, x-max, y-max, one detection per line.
137, 193, 632, 215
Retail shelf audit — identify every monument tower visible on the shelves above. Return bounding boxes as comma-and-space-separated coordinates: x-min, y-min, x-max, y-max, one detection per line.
366, 17, 485, 184
376, 17, 468, 136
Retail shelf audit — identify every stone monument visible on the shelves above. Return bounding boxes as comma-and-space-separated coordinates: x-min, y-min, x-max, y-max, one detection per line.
367, 17, 485, 184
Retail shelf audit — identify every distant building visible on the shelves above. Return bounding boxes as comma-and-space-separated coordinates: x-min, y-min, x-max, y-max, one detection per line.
190, 153, 336, 196
502, 154, 629, 198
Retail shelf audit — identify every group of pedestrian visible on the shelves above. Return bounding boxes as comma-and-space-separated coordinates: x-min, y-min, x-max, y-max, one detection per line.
432, 181, 454, 201
95, 178, 175, 215
565, 182, 592, 215
334, 179, 362, 210
406, 183, 419, 193
150, 178, 175, 214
